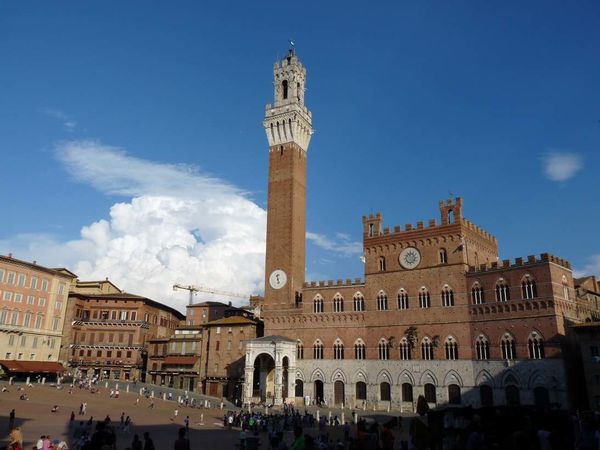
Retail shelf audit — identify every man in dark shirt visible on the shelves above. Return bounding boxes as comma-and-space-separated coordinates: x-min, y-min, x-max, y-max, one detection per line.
174, 427, 190, 450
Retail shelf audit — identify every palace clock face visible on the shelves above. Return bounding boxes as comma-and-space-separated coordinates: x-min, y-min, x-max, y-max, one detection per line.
399, 247, 421, 269
269, 269, 287, 290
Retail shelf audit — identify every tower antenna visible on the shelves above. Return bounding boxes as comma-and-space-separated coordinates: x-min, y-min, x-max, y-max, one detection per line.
288, 39, 295, 52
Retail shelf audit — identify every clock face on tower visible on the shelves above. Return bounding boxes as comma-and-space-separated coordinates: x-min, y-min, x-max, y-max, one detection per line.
399, 247, 421, 269
269, 269, 287, 290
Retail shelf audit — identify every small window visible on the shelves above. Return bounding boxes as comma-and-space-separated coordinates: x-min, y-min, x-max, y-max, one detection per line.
379, 257, 386, 272
282, 80, 288, 99
439, 248, 448, 264
368, 223, 374, 237
297, 343, 304, 359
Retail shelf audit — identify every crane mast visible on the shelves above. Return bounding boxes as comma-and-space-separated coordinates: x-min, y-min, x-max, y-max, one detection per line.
172, 283, 250, 306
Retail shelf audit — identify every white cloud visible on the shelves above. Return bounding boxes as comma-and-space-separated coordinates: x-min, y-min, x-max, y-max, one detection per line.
574, 255, 600, 278
42, 108, 78, 132
4, 140, 266, 312
306, 231, 362, 257
542, 152, 583, 182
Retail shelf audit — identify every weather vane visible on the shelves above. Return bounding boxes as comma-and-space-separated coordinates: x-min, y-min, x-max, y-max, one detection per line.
288, 39, 295, 51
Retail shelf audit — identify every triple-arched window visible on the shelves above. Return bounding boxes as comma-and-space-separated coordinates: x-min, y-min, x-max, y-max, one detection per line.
333, 339, 345, 360
397, 289, 409, 310
313, 340, 324, 359
444, 336, 458, 360
528, 331, 545, 359
495, 279, 511, 302
441, 286, 455, 307
419, 287, 431, 309
399, 337, 411, 360
378, 338, 390, 360
354, 339, 366, 360
521, 276, 537, 299
501, 333, 516, 360
377, 291, 388, 311
313, 295, 324, 313
471, 283, 484, 305
353, 293, 365, 312
333, 294, 344, 313
421, 337, 434, 360
475, 335, 489, 360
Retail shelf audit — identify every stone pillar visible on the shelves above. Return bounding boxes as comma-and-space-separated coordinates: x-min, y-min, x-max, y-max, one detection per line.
274, 361, 283, 406
244, 366, 254, 404
287, 366, 296, 404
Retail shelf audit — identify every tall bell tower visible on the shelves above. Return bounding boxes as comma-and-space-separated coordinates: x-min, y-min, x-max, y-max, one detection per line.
263, 48, 313, 311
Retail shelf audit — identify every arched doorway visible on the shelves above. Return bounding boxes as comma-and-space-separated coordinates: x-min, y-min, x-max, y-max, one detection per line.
424, 383, 436, 404
448, 384, 461, 405
533, 386, 550, 407
356, 382, 367, 402
252, 353, 275, 402
479, 385, 494, 407
505, 385, 520, 406
334, 380, 345, 406
380, 382, 391, 401
402, 383, 413, 403
295, 380, 304, 398
314, 380, 324, 405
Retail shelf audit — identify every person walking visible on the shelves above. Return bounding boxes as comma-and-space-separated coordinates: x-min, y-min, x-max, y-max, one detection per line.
131, 434, 143, 450
174, 427, 190, 450
8, 409, 15, 431
143, 431, 155, 450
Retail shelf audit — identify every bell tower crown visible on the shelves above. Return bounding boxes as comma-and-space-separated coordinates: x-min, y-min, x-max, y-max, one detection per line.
264, 48, 313, 152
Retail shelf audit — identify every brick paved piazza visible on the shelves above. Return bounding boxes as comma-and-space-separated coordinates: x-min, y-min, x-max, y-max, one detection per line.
0, 382, 408, 449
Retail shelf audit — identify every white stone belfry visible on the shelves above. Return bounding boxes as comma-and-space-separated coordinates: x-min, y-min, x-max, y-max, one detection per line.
243, 336, 297, 406
264, 48, 313, 152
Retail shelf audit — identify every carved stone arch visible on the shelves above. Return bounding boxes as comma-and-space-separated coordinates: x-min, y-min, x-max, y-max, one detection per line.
443, 370, 464, 387
503, 371, 520, 386
333, 336, 344, 346
398, 370, 415, 385
353, 370, 368, 383
330, 368, 347, 384
310, 368, 325, 382
419, 370, 438, 386
295, 369, 306, 382
252, 351, 275, 366
527, 371, 547, 389
475, 369, 495, 387
376, 369, 393, 385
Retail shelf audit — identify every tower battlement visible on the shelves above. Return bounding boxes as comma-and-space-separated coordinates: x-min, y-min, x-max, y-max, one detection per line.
468, 252, 571, 272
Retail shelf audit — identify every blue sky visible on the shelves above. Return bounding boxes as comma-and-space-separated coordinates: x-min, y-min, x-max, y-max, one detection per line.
1, 1, 599, 310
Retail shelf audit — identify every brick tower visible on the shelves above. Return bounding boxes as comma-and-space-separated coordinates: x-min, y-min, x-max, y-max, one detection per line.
263, 48, 313, 311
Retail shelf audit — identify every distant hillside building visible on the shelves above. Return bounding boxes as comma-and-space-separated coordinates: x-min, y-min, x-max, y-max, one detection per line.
0, 254, 76, 379
242, 49, 599, 410
62, 279, 184, 381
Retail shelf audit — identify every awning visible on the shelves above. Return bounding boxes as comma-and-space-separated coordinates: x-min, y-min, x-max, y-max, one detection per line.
0, 360, 65, 373
163, 356, 198, 365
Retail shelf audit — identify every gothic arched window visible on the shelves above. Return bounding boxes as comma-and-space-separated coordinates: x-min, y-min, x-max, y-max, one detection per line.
419, 287, 431, 309
444, 336, 458, 360
353, 293, 365, 312
441, 285, 455, 307
313, 295, 324, 313
495, 279, 511, 302
399, 337, 411, 360
475, 335, 490, 360
471, 283, 484, 305
501, 333, 517, 360
296, 341, 304, 360
397, 288, 409, 310
521, 276, 537, 299
333, 339, 345, 360
354, 339, 366, 360
313, 340, 324, 360
527, 332, 545, 359
333, 294, 344, 313
421, 337, 434, 360
377, 291, 388, 311
378, 338, 390, 360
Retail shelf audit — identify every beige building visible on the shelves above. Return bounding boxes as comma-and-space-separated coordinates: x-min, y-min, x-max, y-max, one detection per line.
0, 254, 76, 379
